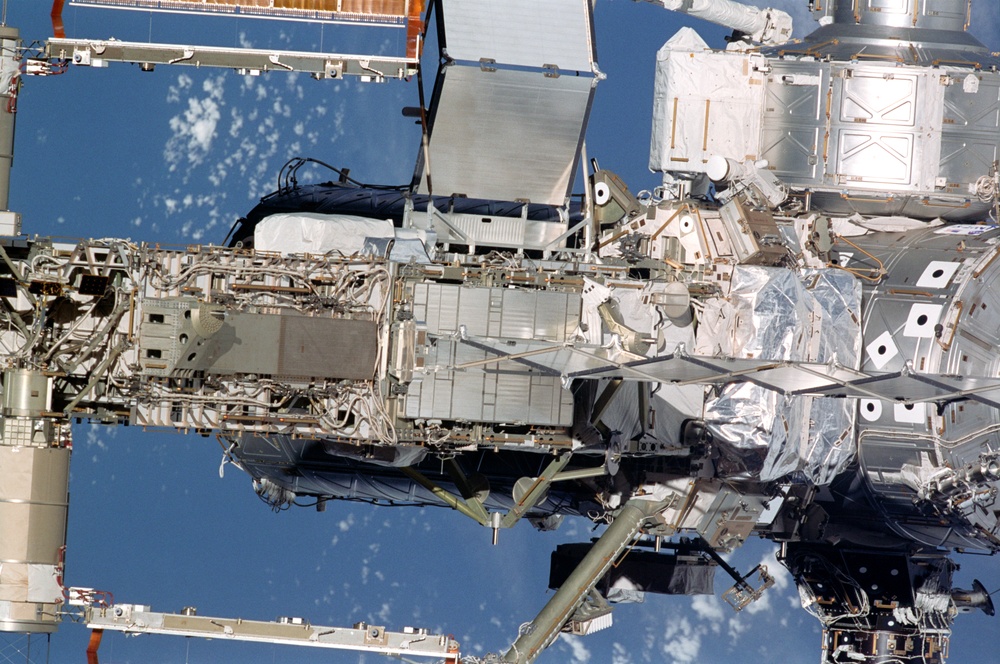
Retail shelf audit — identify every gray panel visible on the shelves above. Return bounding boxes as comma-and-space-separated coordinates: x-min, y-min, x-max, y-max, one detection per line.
408, 339, 572, 425
276, 317, 377, 379
760, 61, 825, 182
939, 76, 1000, 184
920, 0, 968, 23
825, 68, 926, 190
420, 66, 593, 205
427, 210, 573, 251
838, 71, 917, 125
938, 137, 998, 185
831, 128, 915, 185
415, 283, 580, 342
759, 126, 821, 181
174, 313, 377, 380
498, 289, 578, 342
831, 69, 916, 184
494, 373, 532, 422
440, 0, 595, 71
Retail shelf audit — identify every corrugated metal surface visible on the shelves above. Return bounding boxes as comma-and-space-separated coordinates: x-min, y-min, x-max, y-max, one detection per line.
412, 283, 580, 341
420, 66, 594, 205
405, 339, 573, 425
440, 0, 595, 71
407, 284, 579, 425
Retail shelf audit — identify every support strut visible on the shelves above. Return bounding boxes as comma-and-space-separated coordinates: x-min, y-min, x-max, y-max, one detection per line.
502, 498, 666, 663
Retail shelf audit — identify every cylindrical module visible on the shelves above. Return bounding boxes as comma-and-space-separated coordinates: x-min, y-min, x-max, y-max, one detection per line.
0, 444, 70, 633
0, 25, 17, 212
831, 0, 969, 31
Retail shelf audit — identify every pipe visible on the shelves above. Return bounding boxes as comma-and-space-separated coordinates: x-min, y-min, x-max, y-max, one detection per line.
502, 498, 662, 663
0, 25, 17, 211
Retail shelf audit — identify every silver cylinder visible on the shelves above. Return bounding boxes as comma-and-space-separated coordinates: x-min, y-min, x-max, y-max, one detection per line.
0, 445, 70, 633
0, 26, 18, 212
3, 369, 51, 418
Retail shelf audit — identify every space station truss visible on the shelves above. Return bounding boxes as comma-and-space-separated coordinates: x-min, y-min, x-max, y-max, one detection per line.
47, 0, 423, 79
70, 0, 421, 26
81, 600, 460, 661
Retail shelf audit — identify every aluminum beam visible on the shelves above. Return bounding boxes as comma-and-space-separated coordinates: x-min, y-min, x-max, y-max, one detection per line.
85, 604, 460, 661
45, 38, 417, 80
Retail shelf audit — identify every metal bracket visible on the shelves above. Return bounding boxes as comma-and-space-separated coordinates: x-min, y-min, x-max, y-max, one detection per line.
721, 564, 775, 611
500, 453, 574, 529
400, 466, 491, 526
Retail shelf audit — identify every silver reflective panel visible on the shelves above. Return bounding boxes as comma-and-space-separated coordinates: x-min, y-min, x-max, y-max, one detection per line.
419, 66, 594, 205
406, 339, 574, 426
439, 0, 595, 71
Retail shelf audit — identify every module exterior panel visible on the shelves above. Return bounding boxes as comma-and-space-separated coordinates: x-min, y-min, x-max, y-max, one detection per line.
759, 60, 827, 184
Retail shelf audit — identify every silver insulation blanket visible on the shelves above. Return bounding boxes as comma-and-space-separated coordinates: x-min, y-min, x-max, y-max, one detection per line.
702, 267, 861, 484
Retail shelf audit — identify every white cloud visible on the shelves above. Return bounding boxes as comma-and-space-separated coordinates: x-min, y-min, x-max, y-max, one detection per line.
144, 35, 413, 246
611, 642, 630, 664
85, 423, 109, 451
741, 547, 793, 615
727, 614, 748, 641
690, 594, 725, 626
662, 616, 702, 664
558, 633, 591, 663
229, 108, 244, 138
338, 512, 355, 532
374, 602, 391, 622
166, 73, 192, 104
164, 76, 225, 174
761, 547, 792, 592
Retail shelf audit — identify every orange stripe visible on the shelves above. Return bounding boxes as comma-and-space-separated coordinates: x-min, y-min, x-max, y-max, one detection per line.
51, 0, 66, 39
86, 629, 105, 664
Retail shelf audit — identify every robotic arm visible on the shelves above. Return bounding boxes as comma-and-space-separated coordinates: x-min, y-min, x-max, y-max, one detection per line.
647, 0, 793, 45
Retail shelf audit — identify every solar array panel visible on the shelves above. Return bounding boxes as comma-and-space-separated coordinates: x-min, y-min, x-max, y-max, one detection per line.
72, 0, 416, 24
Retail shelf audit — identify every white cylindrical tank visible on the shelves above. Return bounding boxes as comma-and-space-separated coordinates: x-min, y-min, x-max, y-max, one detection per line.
0, 444, 70, 633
